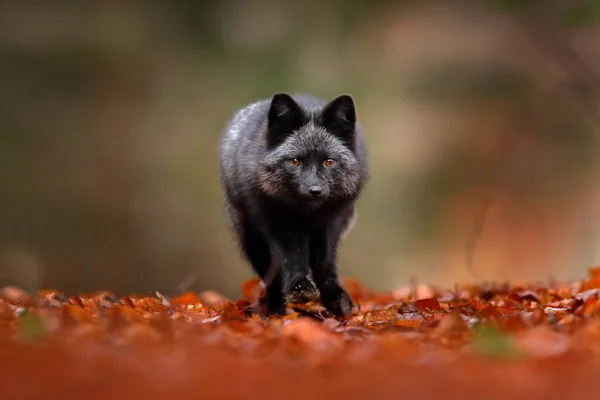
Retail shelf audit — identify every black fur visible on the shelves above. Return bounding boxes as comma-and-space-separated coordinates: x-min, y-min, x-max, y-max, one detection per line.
219, 93, 369, 317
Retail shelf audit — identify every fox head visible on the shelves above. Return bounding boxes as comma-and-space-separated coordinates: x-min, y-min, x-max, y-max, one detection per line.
258, 93, 366, 207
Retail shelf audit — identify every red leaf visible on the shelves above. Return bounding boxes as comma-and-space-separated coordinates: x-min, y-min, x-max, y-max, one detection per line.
218, 301, 244, 321
506, 292, 522, 304
236, 299, 251, 311
414, 297, 441, 312
478, 305, 502, 320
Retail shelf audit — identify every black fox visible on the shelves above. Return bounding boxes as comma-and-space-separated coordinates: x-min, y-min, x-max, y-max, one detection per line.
219, 93, 368, 317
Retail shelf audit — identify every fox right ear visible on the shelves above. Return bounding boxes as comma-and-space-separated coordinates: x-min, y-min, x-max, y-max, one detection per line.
267, 93, 305, 148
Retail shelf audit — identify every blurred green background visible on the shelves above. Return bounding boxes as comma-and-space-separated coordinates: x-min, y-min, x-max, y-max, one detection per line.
1, 0, 600, 298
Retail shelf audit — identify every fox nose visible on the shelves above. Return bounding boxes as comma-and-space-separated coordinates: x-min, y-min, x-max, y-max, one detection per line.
308, 186, 322, 196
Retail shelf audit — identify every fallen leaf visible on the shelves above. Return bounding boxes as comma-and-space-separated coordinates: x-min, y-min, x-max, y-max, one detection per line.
396, 319, 421, 329
171, 292, 203, 307
199, 290, 230, 306
0, 286, 29, 303
477, 305, 502, 320
588, 265, 600, 280
414, 297, 441, 312
363, 308, 398, 327
218, 301, 244, 321
392, 284, 436, 301
241, 279, 265, 303
435, 311, 468, 335
516, 290, 541, 303
584, 277, 600, 290
282, 318, 342, 355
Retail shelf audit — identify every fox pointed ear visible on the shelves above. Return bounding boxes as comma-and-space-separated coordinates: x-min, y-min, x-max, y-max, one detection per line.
267, 93, 305, 148
321, 95, 356, 146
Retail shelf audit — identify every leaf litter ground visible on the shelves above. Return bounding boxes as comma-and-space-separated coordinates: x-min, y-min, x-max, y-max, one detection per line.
3, 268, 600, 399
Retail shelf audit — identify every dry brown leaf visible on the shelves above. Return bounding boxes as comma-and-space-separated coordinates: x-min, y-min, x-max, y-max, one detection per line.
363, 308, 397, 327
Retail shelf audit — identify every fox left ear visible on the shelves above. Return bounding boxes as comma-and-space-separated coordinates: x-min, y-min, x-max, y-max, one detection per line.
321, 95, 356, 143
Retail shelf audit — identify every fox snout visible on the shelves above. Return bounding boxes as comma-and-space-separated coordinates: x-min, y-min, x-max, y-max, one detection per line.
301, 183, 329, 199
308, 186, 322, 196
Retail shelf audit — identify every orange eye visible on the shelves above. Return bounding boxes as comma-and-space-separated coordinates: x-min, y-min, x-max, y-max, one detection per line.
324, 158, 335, 167
289, 158, 301, 167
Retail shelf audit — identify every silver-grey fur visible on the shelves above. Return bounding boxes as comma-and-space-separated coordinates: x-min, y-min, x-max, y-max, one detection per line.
219, 92, 368, 317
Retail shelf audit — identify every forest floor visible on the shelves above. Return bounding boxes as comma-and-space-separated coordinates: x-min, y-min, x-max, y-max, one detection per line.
2, 269, 600, 400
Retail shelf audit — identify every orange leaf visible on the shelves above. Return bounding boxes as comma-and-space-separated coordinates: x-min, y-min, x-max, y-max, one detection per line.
342, 278, 369, 301
228, 320, 263, 335
589, 266, 600, 280
502, 313, 527, 332
219, 301, 244, 321
585, 277, 600, 290
0, 303, 14, 323
61, 304, 95, 326
283, 312, 300, 320
414, 297, 441, 312
170, 292, 202, 307
396, 319, 420, 328
199, 290, 229, 307
111, 304, 144, 324
282, 318, 342, 354
0, 286, 29, 304
135, 297, 169, 313
436, 311, 468, 334
236, 299, 251, 312
363, 308, 397, 326
241, 278, 265, 302
119, 296, 135, 308
478, 305, 502, 320
579, 293, 600, 317
68, 296, 85, 307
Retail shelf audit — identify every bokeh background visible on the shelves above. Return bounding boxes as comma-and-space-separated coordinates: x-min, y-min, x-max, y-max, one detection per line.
1, 0, 600, 299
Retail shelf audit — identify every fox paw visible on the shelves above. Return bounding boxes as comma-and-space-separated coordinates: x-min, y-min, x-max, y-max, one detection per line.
320, 282, 354, 317
265, 302, 287, 317
285, 276, 318, 304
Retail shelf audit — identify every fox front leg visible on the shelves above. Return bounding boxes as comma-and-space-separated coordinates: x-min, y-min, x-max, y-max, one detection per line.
271, 233, 318, 305
309, 228, 354, 317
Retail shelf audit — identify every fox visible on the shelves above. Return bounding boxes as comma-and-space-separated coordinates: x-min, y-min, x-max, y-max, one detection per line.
219, 92, 369, 317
